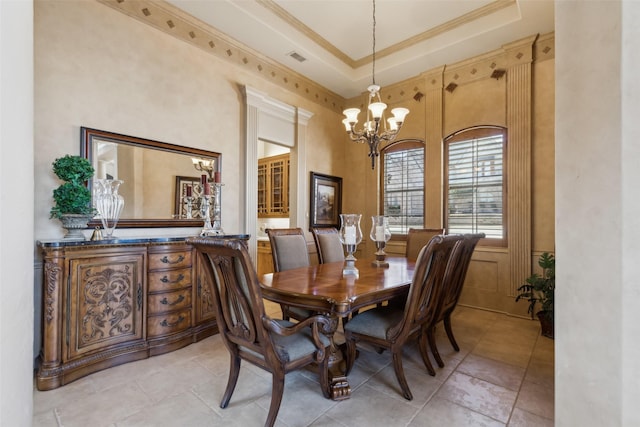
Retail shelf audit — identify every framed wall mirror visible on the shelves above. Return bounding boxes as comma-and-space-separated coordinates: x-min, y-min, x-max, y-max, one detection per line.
81, 127, 221, 228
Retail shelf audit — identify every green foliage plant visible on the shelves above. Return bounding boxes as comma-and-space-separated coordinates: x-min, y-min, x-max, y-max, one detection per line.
49, 155, 95, 219
515, 252, 555, 321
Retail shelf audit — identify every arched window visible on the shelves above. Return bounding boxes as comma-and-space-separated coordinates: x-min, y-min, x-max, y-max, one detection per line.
444, 126, 507, 246
380, 139, 425, 235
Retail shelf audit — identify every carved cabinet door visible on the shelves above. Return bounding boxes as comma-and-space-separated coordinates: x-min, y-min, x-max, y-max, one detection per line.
194, 252, 217, 324
65, 251, 146, 361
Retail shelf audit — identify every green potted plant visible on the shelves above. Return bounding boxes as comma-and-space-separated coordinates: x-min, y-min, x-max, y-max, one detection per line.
49, 155, 95, 239
515, 252, 555, 338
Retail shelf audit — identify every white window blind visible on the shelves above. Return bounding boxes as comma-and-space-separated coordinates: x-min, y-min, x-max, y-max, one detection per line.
383, 147, 424, 234
447, 133, 504, 239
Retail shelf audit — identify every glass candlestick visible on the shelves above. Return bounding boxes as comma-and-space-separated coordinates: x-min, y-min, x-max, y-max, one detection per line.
339, 213, 362, 276
370, 215, 391, 267
210, 182, 224, 234
200, 181, 224, 236
94, 179, 124, 239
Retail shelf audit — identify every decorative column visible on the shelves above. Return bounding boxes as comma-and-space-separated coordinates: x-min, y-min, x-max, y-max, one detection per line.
505, 36, 537, 295
423, 66, 446, 228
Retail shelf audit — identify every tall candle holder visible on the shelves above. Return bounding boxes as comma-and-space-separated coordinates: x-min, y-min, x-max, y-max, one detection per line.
200, 181, 225, 236
338, 213, 363, 276
210, 182, 224, 234
370, 215, 391, 267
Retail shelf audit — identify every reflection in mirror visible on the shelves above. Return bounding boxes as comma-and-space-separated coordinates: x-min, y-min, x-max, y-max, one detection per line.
81, 127, 221, 228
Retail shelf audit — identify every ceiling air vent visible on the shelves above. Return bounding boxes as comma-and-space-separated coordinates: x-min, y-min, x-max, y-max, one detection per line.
287, 51, 307, 63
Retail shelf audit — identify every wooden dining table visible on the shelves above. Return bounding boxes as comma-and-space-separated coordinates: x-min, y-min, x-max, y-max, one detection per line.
260, 257, 416, 400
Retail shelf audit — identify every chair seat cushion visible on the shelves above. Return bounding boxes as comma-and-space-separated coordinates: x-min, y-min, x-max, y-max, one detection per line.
344, 306, 404, 340
270, 319, 330, 363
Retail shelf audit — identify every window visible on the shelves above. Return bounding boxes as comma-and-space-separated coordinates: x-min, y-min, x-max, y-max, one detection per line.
444, 127, 506, 245
381, 139, 424, 234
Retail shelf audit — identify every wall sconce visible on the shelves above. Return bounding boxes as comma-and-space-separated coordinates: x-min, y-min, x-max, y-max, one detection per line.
445, 82, 458, 93
491, 69, 506, 80
192, 157, 215, 180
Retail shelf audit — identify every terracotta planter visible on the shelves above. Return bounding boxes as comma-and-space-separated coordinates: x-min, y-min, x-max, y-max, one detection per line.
537, 311, 554, 339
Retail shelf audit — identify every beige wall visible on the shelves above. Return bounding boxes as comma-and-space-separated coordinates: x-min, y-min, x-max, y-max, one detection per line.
1, 2, 35, 426
34, 0, 346, 242
346, 35, 556, 318
556, 1, 640, 424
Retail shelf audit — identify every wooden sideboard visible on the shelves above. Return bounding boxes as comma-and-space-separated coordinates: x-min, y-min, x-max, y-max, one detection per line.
36, 235, 248, 391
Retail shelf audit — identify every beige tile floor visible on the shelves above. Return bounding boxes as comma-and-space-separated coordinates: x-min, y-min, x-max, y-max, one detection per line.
33, 303, 554, 427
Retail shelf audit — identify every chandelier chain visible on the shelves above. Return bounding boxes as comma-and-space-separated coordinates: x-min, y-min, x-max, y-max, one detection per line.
372, 0, 376, 85
341, 0, 409, 169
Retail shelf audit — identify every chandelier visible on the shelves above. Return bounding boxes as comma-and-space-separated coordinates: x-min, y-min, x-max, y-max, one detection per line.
342, 0, 409, 170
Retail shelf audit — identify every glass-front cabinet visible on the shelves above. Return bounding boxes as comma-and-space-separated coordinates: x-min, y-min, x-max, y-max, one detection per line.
257, 153, 290, 218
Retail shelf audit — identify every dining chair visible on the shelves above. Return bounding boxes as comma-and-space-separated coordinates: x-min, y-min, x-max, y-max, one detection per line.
405, 228, 445, 261
426, 233, 485, 368
343, 234, 463, 400
384, 227, 446, 310
190, 237, 332, 427
312, 227, 345, 264
266, 228, 314, 321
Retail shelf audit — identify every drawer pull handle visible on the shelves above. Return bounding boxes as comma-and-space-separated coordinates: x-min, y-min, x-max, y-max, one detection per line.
160, 295, 185, 306
160, 315, 185, 328
160, 255, 185, 264
160, 274, 185, 284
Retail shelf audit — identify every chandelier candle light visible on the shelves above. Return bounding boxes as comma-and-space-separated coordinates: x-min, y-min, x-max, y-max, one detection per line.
370, 215, 391, 267
339, 214, 363, 276
342, 0, 409, 169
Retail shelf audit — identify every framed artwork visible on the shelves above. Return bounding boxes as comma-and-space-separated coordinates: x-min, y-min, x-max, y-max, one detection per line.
174, 176, 206, 219
309, 172, 342, 230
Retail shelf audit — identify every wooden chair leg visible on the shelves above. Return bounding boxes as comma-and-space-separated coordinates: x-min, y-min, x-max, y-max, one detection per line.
391, 350, 413, 401
443, 312, 460, 352
280, 304, 290, 321
265, 371, 285, 427
418, 333, 436, 376
220, 354, 241, 408
427, 326, 445, 368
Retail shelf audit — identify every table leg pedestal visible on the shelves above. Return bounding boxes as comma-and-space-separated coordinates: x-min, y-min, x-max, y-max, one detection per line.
325, 320, 351, 400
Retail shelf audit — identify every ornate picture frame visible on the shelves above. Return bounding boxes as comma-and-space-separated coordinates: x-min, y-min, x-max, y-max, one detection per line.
309, 172, 342, 230
174, 175, 205, 219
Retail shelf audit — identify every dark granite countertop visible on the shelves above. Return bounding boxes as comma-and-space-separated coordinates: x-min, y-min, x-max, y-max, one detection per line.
37, 234, 250, 248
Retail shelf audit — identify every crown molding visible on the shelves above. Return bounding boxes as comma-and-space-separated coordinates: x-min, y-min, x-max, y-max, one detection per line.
98, 0, 347, 114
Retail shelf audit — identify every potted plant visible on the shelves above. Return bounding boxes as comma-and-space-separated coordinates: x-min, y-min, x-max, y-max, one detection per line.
515, 252, 555, 338
49, 155, 95, 239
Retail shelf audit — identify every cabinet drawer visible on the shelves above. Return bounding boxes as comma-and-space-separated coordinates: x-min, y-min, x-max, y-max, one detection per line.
148, 289, 192, 315
148, 251, 192, 271
147, 309, 192, 337
148, 268, 192, 292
